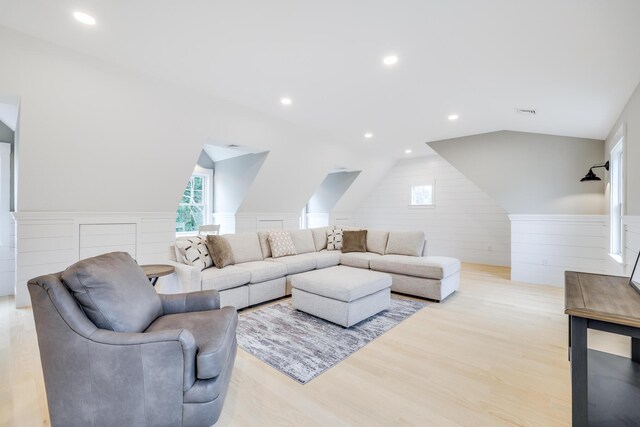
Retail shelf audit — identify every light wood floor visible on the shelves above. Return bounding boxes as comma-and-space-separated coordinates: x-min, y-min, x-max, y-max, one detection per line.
0, 264, 630, 426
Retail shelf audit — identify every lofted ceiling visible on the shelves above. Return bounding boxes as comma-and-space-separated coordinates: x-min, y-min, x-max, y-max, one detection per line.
1, 0, 639, 157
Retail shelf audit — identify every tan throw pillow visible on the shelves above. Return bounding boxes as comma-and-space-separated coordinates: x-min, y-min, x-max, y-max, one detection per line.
205, 235, 235, 268
268, 231, 297, 258
175, 236, 213, 271
342, 230, 367, 253
327, 227, 343, 251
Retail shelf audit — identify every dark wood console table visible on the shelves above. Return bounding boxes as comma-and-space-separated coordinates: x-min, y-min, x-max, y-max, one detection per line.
565, 271, 640, 426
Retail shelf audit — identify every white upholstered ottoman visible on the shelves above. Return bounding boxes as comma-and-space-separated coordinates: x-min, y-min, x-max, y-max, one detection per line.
291, 266, 391, 327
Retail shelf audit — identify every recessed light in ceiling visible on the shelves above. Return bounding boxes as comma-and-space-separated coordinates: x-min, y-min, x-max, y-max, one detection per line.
364, 132, 373, 139
280, 97, 292, 106
383, 55, 398, 66
73, 11, 96, 26
448, 114, 459, 121
405, 149, 412, 154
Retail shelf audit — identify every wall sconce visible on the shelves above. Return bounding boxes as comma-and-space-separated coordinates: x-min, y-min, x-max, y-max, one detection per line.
580, 161, 609, 182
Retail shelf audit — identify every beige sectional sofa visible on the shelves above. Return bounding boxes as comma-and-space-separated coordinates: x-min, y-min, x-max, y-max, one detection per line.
168, 227, 460, 309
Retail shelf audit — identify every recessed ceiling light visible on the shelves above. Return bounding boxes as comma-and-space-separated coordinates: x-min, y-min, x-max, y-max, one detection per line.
405, 149, 412, 154
383, 55, 398, 66
73, 11, 96, 26
280, 97, 292, 106
448, 114, 459, 121
364, 133, 373, 139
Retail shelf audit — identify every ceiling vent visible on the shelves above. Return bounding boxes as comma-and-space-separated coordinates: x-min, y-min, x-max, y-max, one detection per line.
515, 108, 536, 115
226, 144, 242, 149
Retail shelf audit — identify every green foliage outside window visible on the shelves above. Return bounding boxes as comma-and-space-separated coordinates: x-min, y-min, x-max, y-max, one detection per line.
176, 175, 206, 232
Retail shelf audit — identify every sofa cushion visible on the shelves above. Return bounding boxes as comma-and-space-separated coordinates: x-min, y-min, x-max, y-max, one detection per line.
342, 230, 367, 253
200, 265, 250, 291
266, 253, 317, 274
205, 235, 235, 268
268, 231, 298, 258
146, 306, 237, 380
327, 227, 344, 251
366, 230, 389, 255
235, 261, 287, 284
311, 250, 341, 269
310, 227, 329, 251
257, 231, 274, 258
224, 233, 264, 264
385, 231, 426, 257
291, 266, 391, 302
176, 236, 213, 271
369, 255, 461, 280
61, 252, 163, 333
289, 229, 316, 254
340, 252, 383, 269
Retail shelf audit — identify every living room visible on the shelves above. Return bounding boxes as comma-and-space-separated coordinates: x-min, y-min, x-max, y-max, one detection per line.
1, 1, 640, 426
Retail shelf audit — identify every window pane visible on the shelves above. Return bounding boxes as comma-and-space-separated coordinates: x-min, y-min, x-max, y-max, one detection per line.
176, 173, 209, 232
411, 185, 433, 205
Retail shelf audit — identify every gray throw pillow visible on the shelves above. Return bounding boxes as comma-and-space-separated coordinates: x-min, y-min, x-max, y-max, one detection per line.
206, 235, 236, 268
342, 230, 368, 253
61, 252, 163, 333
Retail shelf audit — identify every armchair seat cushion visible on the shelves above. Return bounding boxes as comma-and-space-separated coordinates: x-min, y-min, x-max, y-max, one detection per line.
146, 306, 238, 380
200, 265, 250, 291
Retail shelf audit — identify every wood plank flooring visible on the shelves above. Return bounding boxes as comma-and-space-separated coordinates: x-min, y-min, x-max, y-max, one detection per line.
0, 263, 630, 426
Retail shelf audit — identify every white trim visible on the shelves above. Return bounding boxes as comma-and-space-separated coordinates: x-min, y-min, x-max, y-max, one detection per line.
509, 214, 607, 223
13, 211, 176, 220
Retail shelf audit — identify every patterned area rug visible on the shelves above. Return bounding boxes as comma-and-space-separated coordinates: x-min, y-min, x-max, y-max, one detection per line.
236, 296, 427, 384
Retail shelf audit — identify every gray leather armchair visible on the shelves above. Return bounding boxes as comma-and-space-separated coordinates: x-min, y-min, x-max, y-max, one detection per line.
28, 252, 237, 427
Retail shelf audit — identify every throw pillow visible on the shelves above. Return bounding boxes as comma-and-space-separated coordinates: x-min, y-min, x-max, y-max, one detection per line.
175, 236, 213, 271
205, 235, 235, 268
268, 231, 297, 258
327, 227, 344, 251
342, 230, 367, 253
61, 252, 163, 333
385, 231, 426, 257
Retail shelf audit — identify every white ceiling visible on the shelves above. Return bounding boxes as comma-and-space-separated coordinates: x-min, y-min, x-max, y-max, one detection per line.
1, 0, 639, 157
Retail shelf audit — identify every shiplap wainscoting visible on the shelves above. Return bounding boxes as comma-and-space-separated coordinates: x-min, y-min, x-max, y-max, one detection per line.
234, 212, 301, 233
510, 215, 609, 287
625, 216, 640, 275
13, 212, 176, 308
0, 216, 15, 296
355, 155, 511, 266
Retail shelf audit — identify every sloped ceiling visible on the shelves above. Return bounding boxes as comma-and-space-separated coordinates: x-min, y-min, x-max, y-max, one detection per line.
428, 131, 606, 215
0, 1, 639, 157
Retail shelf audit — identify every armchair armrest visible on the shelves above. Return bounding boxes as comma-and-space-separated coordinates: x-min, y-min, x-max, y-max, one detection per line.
88, 328, 197, 391
159, 290, 220, 315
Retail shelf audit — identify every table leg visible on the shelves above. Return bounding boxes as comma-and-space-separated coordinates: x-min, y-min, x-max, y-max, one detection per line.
632, 337, 640, 363
150, 277, 159, 287
570, 316, 588, 426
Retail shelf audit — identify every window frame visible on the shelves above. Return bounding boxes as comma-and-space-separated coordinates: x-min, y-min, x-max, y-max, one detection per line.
609, 129, 625, 264
176, 166, 213, 236
409, 182, 436, 208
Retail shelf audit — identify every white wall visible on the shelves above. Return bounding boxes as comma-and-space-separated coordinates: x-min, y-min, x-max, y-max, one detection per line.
355, 155, 511, 266
510, 215, 610, 286
429, 131, 605, 215
0, 216, 15, 296
13, 212, 175, 307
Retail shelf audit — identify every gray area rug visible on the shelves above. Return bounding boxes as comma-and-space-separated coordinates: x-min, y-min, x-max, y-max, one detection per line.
236, 297, 427, 384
